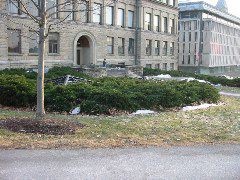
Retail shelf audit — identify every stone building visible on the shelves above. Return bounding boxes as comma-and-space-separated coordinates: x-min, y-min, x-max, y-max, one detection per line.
0, 0, 178, 70
178, 0, 240, 75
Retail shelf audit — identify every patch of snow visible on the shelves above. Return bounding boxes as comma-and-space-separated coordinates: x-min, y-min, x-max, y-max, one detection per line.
132, 110, 156, 115
70, 107, 81, 115
145, 74, 171, 80
182, 103, 219, 111
219, 92, 240, 97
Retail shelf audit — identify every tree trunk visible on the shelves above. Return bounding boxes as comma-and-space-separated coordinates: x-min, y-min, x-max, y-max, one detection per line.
36, 1, 46, 119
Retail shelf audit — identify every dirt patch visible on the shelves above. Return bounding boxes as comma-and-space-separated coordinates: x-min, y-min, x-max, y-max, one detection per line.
0, 118, 85, 135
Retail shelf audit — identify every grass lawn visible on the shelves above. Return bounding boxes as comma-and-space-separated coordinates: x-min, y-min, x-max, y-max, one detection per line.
0, 95, 240, 149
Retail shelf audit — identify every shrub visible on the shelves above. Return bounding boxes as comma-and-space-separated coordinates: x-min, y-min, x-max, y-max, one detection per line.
0, 75, 36, 107
44, 78, 220, 114
143, 68, 240, 87
46, 66, 90, 79
0, 68, 37, 79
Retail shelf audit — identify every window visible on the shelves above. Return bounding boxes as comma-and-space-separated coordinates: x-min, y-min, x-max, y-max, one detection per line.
49, 32, 59, 54
193, 20, 197, 30
189, 43, 191, 53
93, 3, 102, 24
163, 17, 168, 33
80, 1, 89, 22
28, 0, 39, 16
168, 0, 174, 6
118, 38, 124, 55
106, 6, 113, 25
183, 43, 185, 53
154, 15, 160, 32
188, 55, 191, 64
65, 0, 74, 20
47, 0, 58, 18
155, 64, 160, 69
163, 41, 167, 56
170, 63, 174, 70
189, 32, 191, 41
29, 31, 38, 53
128, 38, 134, 55
163, 63, 167, 70
183, 32, 185, 41
154, 40, 160, 55
146, 64, 152, 68
107, 36, 114, 54
170, 42, 174, 55
145, 13, 151, 30
170, 19, 175, 34
182, 55, 185, 64
8, 0, 20, 14
8, 29, 21, 53
128, 11, 134, 28
117, 8, 124, 27
195, 32, 198, 41
146, 39, 151, 55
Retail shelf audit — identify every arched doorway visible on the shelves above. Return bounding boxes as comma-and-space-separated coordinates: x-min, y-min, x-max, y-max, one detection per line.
73, 32, 96, 66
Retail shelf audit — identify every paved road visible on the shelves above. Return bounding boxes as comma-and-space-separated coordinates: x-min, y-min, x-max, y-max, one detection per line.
220, 91, 240, 97
0, 144, 240, 180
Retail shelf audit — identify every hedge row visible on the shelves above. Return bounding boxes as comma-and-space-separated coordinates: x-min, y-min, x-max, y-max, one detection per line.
143, 68, 240, 87
0, 75, 220, 114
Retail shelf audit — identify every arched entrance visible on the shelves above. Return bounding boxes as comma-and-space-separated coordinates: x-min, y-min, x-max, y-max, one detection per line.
73, 32, 96, 66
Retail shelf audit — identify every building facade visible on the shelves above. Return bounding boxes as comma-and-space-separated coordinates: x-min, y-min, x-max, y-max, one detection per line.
178, 0, 240, 74
0, 0, 178, 70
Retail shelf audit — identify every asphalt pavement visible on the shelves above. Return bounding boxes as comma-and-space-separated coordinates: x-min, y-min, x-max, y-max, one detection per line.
0, 144, 240, 180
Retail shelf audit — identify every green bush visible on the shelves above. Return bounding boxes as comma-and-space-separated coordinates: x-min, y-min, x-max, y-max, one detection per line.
143, 68, 240, 87
0, 75, 36, 107
46, 66, 90, 79
0, 74, 220, 114
0, 68, 37, 79
44, 78, 220, 114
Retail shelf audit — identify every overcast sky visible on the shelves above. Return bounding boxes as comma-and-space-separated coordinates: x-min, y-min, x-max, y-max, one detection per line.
179, 0, 240, 18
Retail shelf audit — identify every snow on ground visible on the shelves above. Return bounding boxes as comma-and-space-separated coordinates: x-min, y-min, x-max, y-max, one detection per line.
182, 103, 221, 111
145, 74, 171, 80
132, 110, 156, 115
219, 91, 240, 97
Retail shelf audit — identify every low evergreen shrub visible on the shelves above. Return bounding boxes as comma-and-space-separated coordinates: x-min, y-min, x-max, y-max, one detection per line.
143, 68, 240, 87
0, 75, 36, 107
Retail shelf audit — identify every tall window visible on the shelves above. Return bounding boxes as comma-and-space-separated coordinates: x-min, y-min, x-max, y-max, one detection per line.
8, 0, 20, 14
47, 0, 58, 18
154, 15, 160, 32
170, 19, 175, 34
146, 39, 151, 55
195, 32, 198, 41
28, 0, 39, 16
154, 40, 160, 55
8, 29, 21, 53
183, 43, 185, 53
170, 63, 174, 70
145, 13, 151, 30
170, 42, 174, 55
29, 31, 39, 53
93, 3, 102, 24
163, 63, 167, 70
49, 32, 59, 54
193, 20, 197, 30
183, 32, 185, 41
107, 36, 114, 54
80, 2, 89, 22
117, 8, 124, 27
188, 55, 191, 64
163, 17, 168, 33
118, 38, 125, 55
128, 38, 134, 55
128, 11, 134, 28
182, 55, 185, 64
163, 41, 167, 56
65, 0, 74, 20
106, 6, 113, 25
189, 32, 192, 41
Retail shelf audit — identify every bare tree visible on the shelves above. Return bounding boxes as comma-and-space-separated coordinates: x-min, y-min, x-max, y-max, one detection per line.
1, 0, 114, 118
